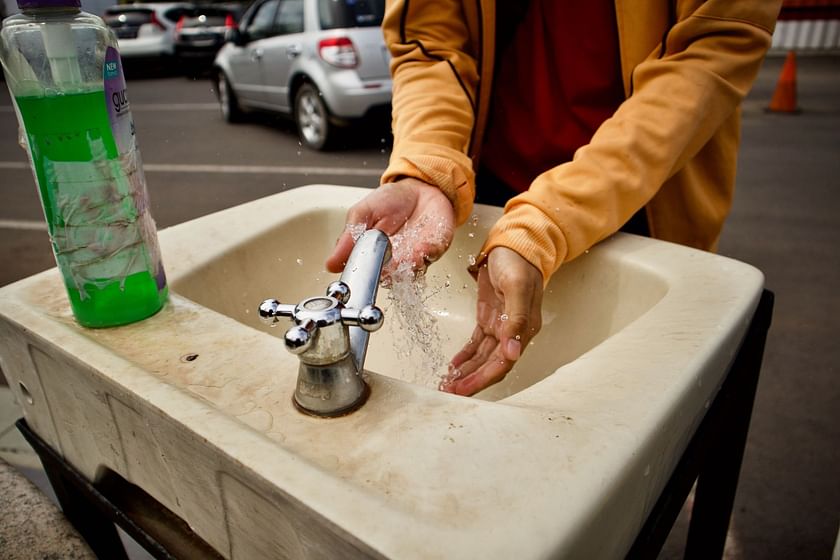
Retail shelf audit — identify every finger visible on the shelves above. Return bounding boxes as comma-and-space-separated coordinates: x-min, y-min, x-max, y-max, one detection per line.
450, 324, 486, 369
452, 335, 497, 379
325, 229, 357, 273
498, 292, 543, 360
492, 266, 542, 362
451, 349, 513, 396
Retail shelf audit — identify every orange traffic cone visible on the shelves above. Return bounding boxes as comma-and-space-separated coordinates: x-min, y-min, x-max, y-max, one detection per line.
767, 51, 799, 113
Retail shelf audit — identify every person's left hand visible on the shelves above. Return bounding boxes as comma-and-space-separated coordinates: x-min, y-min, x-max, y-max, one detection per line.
442, 247, 544, 396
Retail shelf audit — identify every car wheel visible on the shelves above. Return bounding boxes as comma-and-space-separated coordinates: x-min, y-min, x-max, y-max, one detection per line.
295, 82, 333, 151
218, 73, 244, 123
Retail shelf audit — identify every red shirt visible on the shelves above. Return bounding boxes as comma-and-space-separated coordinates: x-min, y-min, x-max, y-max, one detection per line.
481, 0, 626, 194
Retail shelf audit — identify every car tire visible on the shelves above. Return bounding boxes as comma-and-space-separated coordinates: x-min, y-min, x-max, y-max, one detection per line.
217, 73, 244, 123
294, 82, 333, 151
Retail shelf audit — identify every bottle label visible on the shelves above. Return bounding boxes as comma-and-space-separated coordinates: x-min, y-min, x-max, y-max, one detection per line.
104, 47, 135, 155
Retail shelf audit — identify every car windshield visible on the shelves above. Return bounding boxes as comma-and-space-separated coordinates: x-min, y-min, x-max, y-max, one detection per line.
318, 0, 384, 29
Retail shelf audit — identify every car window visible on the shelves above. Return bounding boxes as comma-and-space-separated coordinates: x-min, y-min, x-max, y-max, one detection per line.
246, 0, 280, 40
319, 0, 384, 30
273, 0, 304, 35
163, 6, 193, 24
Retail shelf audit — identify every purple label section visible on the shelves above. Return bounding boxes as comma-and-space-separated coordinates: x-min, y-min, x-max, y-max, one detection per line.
103, 47, 135, 155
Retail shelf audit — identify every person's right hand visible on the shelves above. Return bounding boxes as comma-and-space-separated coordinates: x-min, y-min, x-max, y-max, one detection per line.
326, 178, 456, 275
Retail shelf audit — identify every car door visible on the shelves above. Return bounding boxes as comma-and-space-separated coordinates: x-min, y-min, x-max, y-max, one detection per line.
256, 0, 305, 112
224, 0, 279, 106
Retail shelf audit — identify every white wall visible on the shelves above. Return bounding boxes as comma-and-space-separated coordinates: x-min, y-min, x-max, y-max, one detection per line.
772, 19, 840, 52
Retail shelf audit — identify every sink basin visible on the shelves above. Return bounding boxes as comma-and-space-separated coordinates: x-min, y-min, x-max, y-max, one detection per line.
167, 188, 669, 400
0, 185, 764, 559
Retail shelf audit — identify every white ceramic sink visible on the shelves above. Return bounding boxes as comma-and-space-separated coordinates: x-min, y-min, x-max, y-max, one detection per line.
0, 185, 764, 559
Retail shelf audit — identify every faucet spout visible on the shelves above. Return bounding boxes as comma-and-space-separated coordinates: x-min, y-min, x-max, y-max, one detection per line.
340, 229, 391, 373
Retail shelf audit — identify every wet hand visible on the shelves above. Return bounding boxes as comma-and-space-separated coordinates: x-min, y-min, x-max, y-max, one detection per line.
326, 178, 455, 276
442, 247, 544, 396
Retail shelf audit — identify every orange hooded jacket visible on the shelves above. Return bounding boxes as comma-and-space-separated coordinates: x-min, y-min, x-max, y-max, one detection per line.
380, 0, 781, 282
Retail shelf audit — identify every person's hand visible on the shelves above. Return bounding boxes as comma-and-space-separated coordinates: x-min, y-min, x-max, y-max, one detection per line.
326, 178, 456, 275
442, 247, 544, 396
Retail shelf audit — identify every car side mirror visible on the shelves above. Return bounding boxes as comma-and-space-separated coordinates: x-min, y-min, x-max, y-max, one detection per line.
226, 27, 248, 46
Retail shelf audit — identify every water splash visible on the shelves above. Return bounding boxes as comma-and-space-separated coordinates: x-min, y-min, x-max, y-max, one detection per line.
384, 261, 446, 387
346, 222, 367, 242
343, 220, 450, 387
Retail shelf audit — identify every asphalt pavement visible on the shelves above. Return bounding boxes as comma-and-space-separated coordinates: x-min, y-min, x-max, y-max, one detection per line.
0, 55, 838, 559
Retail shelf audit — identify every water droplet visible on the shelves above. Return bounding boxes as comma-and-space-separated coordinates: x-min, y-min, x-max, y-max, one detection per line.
468, 254, 477, 266
444, 280, 451, 288
500, 313, 509, 321
514, 334, 521, 340
468, 232, 475, 238
296, 258, 303, 265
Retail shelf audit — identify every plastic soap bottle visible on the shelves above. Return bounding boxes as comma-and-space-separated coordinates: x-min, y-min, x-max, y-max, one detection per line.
0, 0, 167, 327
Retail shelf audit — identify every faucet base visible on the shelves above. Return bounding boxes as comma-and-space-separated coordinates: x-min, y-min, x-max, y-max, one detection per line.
292, 381, 370, 418
292, 355, 371, 417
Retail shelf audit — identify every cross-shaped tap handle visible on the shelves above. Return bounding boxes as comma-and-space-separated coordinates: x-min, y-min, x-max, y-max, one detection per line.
258, 281, 383, 357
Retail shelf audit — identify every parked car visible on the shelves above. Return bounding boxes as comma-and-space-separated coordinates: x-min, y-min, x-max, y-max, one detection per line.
104, 3, 193, 64
174, 4, 242, 75
213, 0, 391, 150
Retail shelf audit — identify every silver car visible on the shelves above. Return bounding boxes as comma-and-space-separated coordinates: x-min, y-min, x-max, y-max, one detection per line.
104, 3, 193, 62
213, 0, 391, 150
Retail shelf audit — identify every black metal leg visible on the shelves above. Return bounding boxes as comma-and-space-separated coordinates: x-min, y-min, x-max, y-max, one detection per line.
17, 420, 129, 560
684, 289, 774, 559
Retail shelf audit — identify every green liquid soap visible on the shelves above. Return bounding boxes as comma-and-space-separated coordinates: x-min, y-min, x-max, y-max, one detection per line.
16, 90, 167, 327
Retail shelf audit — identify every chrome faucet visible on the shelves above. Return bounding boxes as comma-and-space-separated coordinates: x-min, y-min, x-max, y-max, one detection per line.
259, 229, 391, 416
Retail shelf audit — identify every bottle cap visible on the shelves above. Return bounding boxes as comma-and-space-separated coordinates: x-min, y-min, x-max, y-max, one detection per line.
17, 0, 81, 8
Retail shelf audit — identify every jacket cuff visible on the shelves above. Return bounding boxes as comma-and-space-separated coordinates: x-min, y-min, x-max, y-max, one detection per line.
472, 203, 569, 286
382, 154, 475, 226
